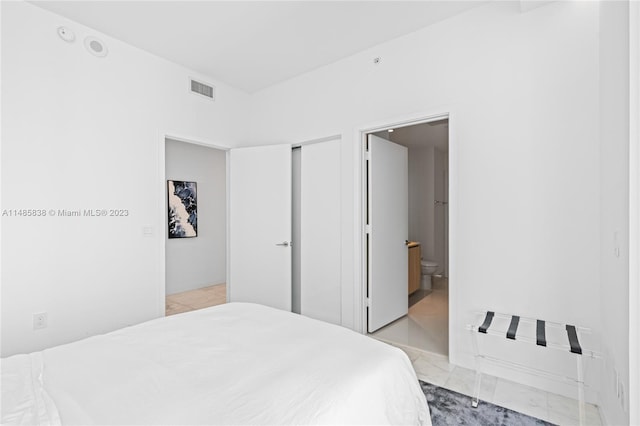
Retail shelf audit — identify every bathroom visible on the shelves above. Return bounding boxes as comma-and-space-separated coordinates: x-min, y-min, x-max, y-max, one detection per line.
370, 119, 449, 355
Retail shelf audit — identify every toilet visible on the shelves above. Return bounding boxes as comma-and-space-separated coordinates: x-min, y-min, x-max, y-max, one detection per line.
420, 260, 438, 290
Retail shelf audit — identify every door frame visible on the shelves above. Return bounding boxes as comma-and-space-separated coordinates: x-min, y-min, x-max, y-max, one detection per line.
157, 131, 230, 317
353, 109, 458, 361
629, 2, 640, 421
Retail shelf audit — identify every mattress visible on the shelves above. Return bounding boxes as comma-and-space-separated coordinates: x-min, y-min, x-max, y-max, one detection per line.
2, 302, 430, 425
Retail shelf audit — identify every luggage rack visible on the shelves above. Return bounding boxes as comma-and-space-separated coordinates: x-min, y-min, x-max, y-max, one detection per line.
467, 311, 601, 426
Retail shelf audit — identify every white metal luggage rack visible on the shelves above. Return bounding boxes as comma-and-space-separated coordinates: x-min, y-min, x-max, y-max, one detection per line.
467, 311, 601, 426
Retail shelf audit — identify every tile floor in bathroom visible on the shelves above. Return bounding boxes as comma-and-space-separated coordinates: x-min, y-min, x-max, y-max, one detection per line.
371, 276, 449, 355
166, 281, 601, 425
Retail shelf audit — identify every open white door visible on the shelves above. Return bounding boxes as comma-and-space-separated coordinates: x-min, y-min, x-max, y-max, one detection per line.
229, 145, 292, 311
367, 134, 408, 332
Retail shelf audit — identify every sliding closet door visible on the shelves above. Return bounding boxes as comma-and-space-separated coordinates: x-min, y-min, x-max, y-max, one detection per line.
300, 139, 341, 325
229, 145, 292, 311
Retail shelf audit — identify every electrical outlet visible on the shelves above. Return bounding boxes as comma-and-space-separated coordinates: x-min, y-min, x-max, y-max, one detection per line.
33, 312, 47, 330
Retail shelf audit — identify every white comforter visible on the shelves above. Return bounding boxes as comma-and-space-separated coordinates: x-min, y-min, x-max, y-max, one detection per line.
2, 303, 430, 425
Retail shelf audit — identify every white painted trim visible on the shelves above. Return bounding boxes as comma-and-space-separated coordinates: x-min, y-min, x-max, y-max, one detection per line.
158, 131, 231, 316
353, 107, 458, 363
157, 131, 167, 318
628, 1, 640, 423
230, 143, 293, 152
448, 111, 459, 365
226, 150, 231, 304
358, 112, 450, 136
163, 133, 230, 152
353, 130, 365, 334
292, 134, 342, 148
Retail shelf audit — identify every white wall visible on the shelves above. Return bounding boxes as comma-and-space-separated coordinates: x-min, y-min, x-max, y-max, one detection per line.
433, 147, 447, 276
165, 139, 226, 295
407, 145, 434, 259
3, 1, 634, 413
598, 1, 630, 424
247, 1, 602, 397
0, 2, 249, 356
396, 126, 448, 275
406, 143, 447, 275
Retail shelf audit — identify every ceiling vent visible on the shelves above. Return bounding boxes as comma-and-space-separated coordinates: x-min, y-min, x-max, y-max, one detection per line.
190, 78, 215, 101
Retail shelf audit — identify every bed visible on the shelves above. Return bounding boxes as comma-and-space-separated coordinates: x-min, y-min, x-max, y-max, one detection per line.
2, 302, 431, 425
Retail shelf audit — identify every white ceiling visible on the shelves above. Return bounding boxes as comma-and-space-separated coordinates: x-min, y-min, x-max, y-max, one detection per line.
30, 1, 484, 93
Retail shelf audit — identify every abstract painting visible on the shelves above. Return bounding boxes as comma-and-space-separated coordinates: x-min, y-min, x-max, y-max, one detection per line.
167, 180, 198, 238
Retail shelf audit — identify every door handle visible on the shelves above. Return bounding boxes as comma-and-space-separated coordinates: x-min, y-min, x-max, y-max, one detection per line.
276, 241, 290, 247
405, 240, 410, 245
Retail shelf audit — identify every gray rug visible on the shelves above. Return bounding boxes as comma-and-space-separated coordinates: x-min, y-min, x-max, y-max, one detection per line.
420, 381, 556, 426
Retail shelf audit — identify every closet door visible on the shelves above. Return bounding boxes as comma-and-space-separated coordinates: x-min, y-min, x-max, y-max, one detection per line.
300, 139, 341, 325
229, 145, 292, 311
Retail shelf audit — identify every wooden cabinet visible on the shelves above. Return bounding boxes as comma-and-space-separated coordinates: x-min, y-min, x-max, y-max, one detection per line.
408, 243, 421, 295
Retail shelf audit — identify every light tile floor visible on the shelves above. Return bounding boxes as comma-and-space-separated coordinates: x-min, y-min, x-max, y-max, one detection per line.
165, 283, 226, 316
368, 277, 601, 425
371, 276, 449, 355
386, 340, 602, 425
169, 282, 600, 425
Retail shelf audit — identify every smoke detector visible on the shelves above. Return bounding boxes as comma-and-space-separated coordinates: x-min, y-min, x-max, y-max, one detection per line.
84, 36, 108, 58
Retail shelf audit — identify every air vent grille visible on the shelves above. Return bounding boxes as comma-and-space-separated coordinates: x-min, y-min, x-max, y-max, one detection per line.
190, 78, 215, 101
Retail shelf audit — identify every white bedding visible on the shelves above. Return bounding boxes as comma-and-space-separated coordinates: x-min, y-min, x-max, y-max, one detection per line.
2, 303, 430, 425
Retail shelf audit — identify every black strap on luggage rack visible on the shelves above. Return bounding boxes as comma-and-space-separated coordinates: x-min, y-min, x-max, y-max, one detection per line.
467, 311, 598, 426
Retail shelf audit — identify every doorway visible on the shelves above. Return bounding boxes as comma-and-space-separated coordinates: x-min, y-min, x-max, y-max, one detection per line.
364, 118, 450, 356
164, 137, 227, 315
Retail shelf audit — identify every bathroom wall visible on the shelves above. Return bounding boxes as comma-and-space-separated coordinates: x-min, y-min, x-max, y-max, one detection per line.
433, 147, 448, 276
408, 145, 434, 260
406, 141, 447, 275
165, 139, 227, 295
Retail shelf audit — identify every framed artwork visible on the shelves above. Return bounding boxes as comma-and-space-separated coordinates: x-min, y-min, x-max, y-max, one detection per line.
167, 180, 198, 238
